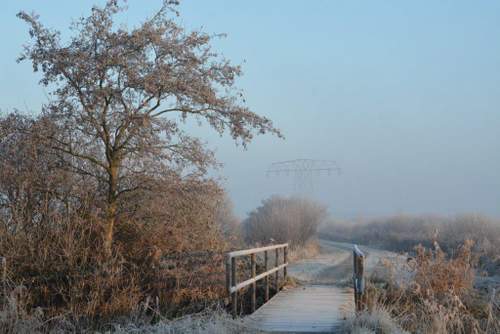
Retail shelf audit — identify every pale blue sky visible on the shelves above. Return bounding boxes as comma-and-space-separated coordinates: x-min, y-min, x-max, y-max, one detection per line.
1, 1, 500, 219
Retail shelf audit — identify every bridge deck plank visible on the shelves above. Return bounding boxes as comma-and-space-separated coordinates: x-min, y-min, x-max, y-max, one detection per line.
243, 285, 354, 333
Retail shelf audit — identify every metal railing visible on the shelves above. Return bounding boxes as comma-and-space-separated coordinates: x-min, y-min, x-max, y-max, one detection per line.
226, 243, 288, 317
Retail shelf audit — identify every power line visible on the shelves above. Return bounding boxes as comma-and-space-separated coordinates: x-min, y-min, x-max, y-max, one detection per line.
266, 159, 341, 194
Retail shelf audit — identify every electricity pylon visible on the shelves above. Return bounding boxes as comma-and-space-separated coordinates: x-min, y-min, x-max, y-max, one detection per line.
266, 159, 341, 195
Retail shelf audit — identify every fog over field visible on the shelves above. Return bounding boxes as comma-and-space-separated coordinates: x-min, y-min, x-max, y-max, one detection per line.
2, 1, 500, 219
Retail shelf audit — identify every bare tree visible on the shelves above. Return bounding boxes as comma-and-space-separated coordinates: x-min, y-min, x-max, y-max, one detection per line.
17, 1, 281, 256
244, 196, 327, 247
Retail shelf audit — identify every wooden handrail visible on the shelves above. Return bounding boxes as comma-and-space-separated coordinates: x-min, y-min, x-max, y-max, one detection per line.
227, 243, 288, 258
226, 243, 288, 318
229, 263, 288, 293
352, 244, 365, 312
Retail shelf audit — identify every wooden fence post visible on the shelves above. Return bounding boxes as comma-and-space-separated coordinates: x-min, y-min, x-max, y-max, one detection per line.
275, 248, 280, 291
264, 250, 269, 302
283, 245, 288, 281
225, 255, 231, 303
251, 253, 256, 313
353, 245, 365, 312
231, 256, 237, 318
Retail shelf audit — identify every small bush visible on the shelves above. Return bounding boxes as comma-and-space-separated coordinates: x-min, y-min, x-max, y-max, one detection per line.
358, 241, 500, 334
346, 306, 408, 334
243, 196, 327, 247
411, 240, 474, 299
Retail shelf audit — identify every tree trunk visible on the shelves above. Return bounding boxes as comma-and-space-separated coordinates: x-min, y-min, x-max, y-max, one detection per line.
104, 163, 119, 257
104, 200, 116, 257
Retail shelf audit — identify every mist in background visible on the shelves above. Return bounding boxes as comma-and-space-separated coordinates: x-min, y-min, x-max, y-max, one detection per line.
1, 0, 499, 219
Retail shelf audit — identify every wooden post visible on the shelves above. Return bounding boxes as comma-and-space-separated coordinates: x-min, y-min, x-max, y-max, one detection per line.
264, 250, 269, 302
353, 245, 365, 312
225, 255, 231, 302
231, 256, 237, 318
251, 253, 256, 313
275, 248, 280, 291
283, 245, 288, 281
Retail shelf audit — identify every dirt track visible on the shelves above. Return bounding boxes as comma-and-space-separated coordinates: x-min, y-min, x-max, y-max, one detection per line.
288, 240, 404, 285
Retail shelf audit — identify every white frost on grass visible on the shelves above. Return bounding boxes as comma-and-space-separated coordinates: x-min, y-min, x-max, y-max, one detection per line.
344, 307, 409, 334
103, 310, 259, 334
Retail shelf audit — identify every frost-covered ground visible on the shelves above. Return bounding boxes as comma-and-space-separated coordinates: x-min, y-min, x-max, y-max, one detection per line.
102, 310, 258, 334
288, 239, 409, 285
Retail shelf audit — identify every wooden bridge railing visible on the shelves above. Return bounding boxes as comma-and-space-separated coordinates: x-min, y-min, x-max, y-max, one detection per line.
226, 243, 288, 317
353, 245, 366, 312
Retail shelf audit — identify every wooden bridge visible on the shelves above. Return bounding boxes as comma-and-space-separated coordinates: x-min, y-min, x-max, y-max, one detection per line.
226, 243, 366, 333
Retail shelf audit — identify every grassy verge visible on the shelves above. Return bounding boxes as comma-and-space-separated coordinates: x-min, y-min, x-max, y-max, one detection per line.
344, 241, 500, 334
288, 239, 321, 262
320, 215, 500, 276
